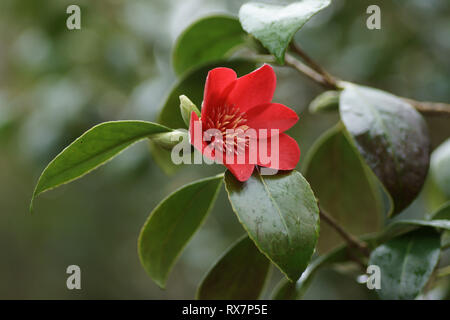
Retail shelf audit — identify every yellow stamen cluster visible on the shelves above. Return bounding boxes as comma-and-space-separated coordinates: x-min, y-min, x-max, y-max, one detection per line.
203, 105, 250, 155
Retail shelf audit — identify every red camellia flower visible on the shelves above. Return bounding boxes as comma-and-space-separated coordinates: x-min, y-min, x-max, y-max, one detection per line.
189, 64, 300, 181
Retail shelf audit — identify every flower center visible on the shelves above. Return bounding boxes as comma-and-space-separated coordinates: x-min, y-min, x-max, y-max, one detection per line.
203, 105, 249, 154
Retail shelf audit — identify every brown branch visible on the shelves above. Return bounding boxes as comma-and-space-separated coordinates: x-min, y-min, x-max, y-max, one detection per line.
402, 98, 450, 117
285, 43, 450, 116
319, 206, 370, 257
284, 53, 338, 90
289, 42, 339, 89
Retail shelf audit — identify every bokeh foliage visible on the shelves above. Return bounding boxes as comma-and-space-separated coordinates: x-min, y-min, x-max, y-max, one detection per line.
0, 0, 449, 299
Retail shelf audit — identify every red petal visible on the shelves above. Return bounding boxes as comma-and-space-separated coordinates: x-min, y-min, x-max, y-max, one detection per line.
226, 64, 276, 112
190, 112, 218, 161
202, 68, 237, 118
257, 133, 300, 170
189, 112, 204, 152
246, 103, 298, 135
225, 163, 255, 182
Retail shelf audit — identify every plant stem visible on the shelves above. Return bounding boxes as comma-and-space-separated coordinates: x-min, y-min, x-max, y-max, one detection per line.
401, 98, 450, 117
289, 42, 339, 89
284, 53, 338, 90
319, 206, 370, 257
285, 44, 450, 116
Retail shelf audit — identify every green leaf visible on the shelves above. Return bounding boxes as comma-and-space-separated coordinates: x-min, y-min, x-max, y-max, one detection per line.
196, 236, 270, 299
173, 15, 247, 76
158, 59, 256, 130
406, 219, 450, 230
432, 201, 450, 220
423, 140, 450, 211
308, 90, 340, 114
388, 219, 450, 232
340, 84, 430, 214
369, 228, 441, 300
376, 202, 450, 247
431, 201, 450, 248
304, 124, 383, 252
138, 175, 223, 288
271, 243, 351, 299
423, 175, 448, 213
430, 138, 450, 198
441, 232, 450, 249
379, 219, 450, 244
239, 0, 331, 63
31, 121, 171, 210
224, 169, 319, 282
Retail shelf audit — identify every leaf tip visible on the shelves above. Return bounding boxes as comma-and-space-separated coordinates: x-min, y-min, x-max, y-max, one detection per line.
29, 198, 34, 215
29, 186, 41, 214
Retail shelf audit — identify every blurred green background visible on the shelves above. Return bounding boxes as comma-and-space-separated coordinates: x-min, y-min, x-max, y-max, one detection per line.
0, 0, 449, 299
